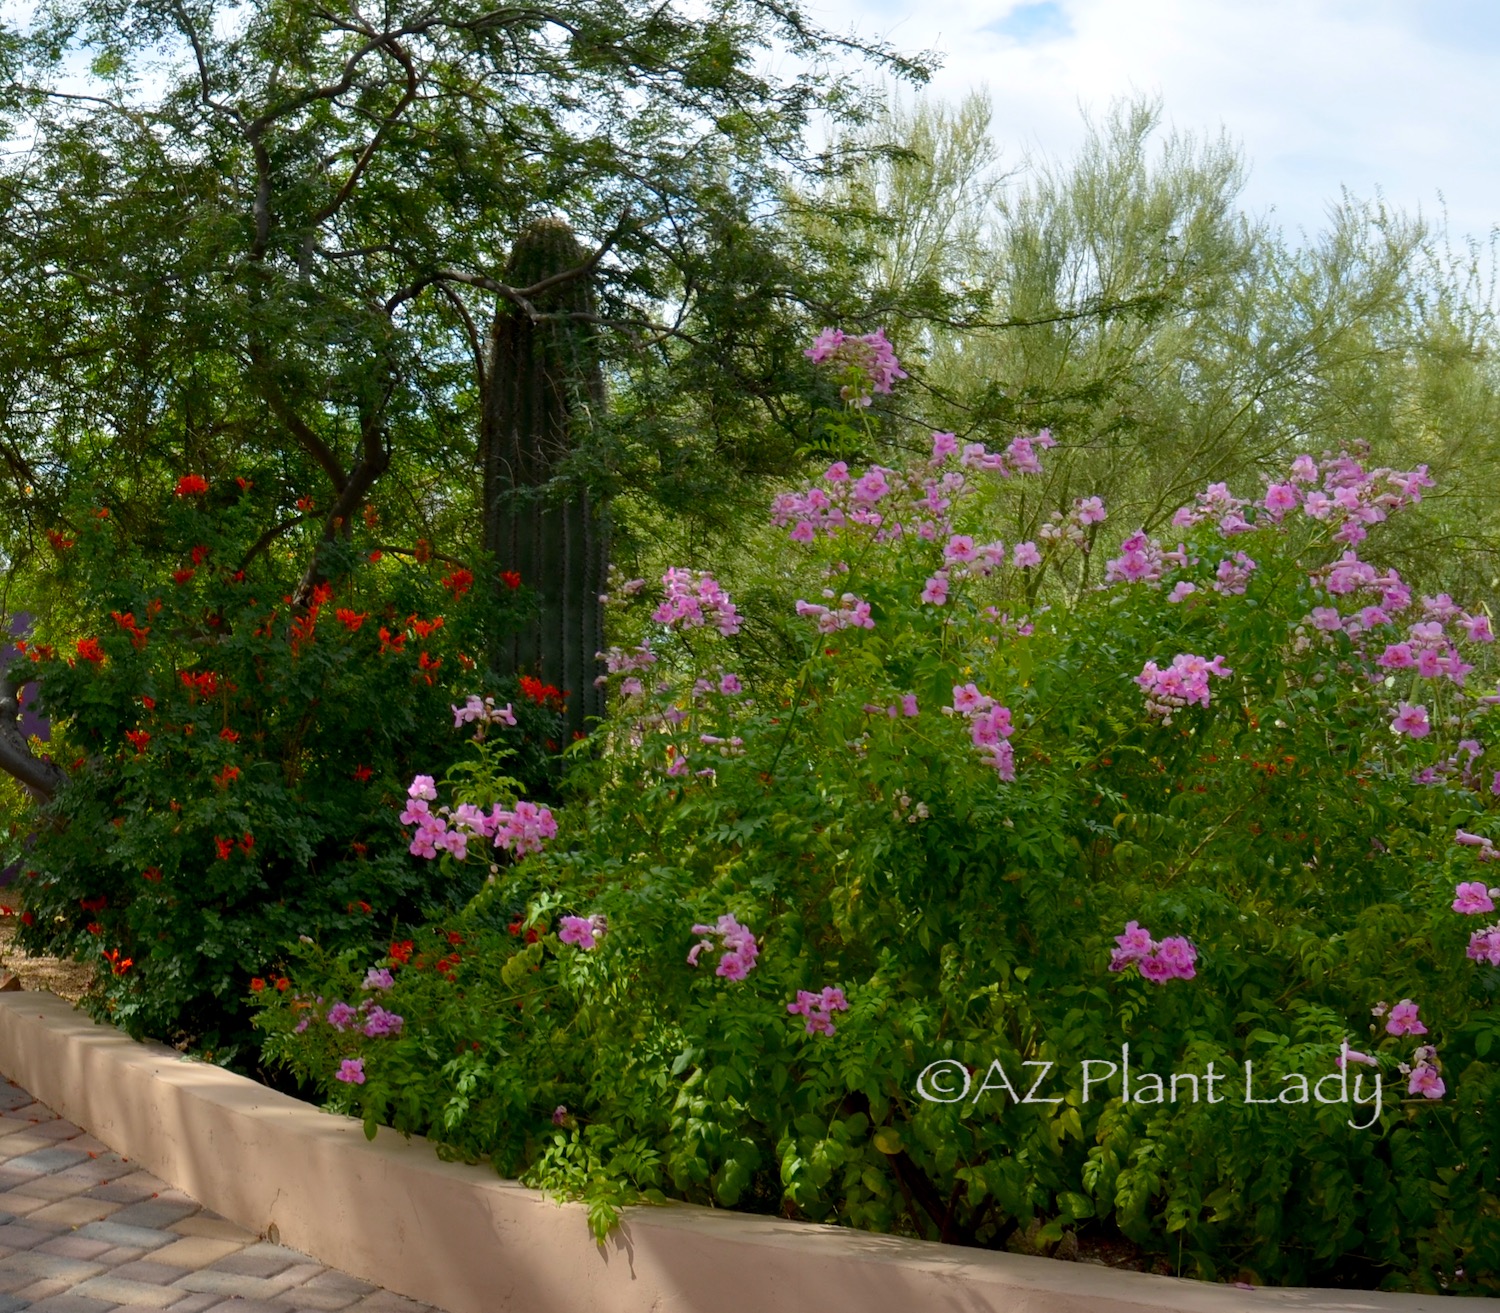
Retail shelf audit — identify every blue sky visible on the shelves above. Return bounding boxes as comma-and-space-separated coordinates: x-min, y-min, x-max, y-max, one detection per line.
803, 0, 1500, 244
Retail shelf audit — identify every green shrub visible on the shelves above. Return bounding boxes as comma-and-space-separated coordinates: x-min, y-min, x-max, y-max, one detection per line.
256, 353, 1500, 1291
8, 476, 564, 1061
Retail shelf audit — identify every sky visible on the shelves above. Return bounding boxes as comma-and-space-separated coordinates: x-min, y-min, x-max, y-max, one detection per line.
800, 0, 1500, 246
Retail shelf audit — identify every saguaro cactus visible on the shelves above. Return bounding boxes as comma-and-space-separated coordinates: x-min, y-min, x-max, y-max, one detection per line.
481, 218, 608, 741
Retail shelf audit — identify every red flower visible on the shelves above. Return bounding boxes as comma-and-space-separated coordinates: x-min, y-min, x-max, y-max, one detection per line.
336, 609, 367, 632
86, 922, 102, 936
103, 948, 132, 976
240, 832, 255, 854
172, 569, 195, 586
353, 764, 373, 783
231, 570, 246, 583
414, 538, 433, 564
507, 920, 523, 937
190, 545, 210, 565
296, 496, 316, 513
311, 582, 334, 607
390, 940, 415, 965
346, 900, 372, 914
500, 571, 522, 590
249, 977, 266, 992
410, 616, 444, 639
368, 551, 383, 563
46, 529, 75, 551
95, 507, 110, 519
519, 675, 564, 708
418, 651, 441, 672
524, 928, 540, 944
235, 477, 253, 491
80, 895, 107, 912
363, 504, 379, 529
20, 912, 33, 927
214, 836, 234, 861
214, 765, 240, 789
174, 475, 209, 497
441, 569, 474, 598
125, 729, 151, 755
219, 727, 239, 742
447, 931, 464, 945
75, 637, 105, 666
350, 842, 368, 858
274, 977, 289, 992
142, 867, 162, 883
377, 626, 405, 655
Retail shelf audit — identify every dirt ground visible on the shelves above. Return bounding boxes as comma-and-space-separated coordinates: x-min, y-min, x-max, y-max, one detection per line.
0, 921, 92, 1003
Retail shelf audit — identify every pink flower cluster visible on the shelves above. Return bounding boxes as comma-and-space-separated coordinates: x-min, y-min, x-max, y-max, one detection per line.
452, 695, 517, 729
687, 914, 759, 981
559, 914, 608, 950
804, 327, 907, 406
795, 593, 874, 632
1108, 921, 1198, 982
1134, 653, 1232, 723
946, 683, 1016, 779
1213, 551, 1257, 596
1384, 998, 1427, 1036
787, 986, 850, 1036
400, 777, 557, 860
595, 640, 657, 689
1173, 449, 1433, 545
653, 568, 742, 636
1038, 498, 1106, 550
1406, 1046, 1445, 1099
1103, 531, 1193, 585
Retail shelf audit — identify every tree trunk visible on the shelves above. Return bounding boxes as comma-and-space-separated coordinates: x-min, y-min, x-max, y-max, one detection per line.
480, 219, 608, 742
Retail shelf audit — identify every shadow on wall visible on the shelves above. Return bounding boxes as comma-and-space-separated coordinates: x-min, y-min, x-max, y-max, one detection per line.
1, 613, 47, 888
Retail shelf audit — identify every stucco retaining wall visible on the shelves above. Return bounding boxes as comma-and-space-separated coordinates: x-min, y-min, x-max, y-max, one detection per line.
0, 991, 1483, 1313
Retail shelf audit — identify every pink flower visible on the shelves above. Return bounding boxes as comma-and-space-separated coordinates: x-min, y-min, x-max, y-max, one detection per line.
1461, 613, 1495, 642
1112, 920, 1154, 965
1385, 999, 1427, 1036
900, 693, 919, 717
1468, 925, 1500, 966
363, 968, 395, 990
1153, 936, 1198, 980
688, 914, 759, 980
720, 673, 743, 695
407, 774, 438, 802
335, 1058, 366, 1085
931, 432, 959, 463
559, 914, 606, 950
552, 1105, 569, 1125
1391, 702, 1431, 739
1336, 1043, 1377, 1070
951, 683, 990, 715
1452, 882, 1495, 915
1075, 496, 1106, 525
943, 534, 977, 564
920, 574, 949, 605
1377, 643, 1415, 669
1408, 1065, 1445, 1099
326, 1002, 357, 1031
1011, 541, 1041, 568
788, 985, 851, 1036
1262, 483, 1300, 517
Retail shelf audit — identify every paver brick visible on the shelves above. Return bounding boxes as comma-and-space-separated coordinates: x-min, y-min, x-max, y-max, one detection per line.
198, 1302, 299, 1313
168, 1213, 253, 1242
171, 1268, 283, 1299
75, 1219, 179, 1249
73, 1272, 192, 1306
25, 1120, 81, 1143
0, 1248, 108, 1281
350, 1291, 440, 1313
89, 1170, 170, 1202
0, 1293, 31, 1312
0, 1190, 55, 1216
299, 1270, 377, 1296
286, 1286, 364, 1310
5, 1146, 91, 1174
97, 1243, 150, 1262
5, 1174, 96, 1201
14, 1274, 75, 1299
112, 1259, 193, 1286
108, 1199, 201, 1229
9, 1102, 58, 1122
26, 1194, 126, 1227
266, 1262, 327, 1292
35, 1232, 117, 1260
166, 1295, 223, 1313
0, 1220, 72, 1248
146, 1236, 247, 1268
17, 1294, 118, 1313
0, 1267, 39, 1295
210, 1247, 298, 1277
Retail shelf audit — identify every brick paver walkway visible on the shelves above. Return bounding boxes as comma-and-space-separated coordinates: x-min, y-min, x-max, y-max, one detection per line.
0, 1076, 449, 1313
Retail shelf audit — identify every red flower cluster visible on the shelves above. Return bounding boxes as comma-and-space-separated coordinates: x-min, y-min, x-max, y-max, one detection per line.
180, 670, 227, 697
124, 729, 151, 755
336, 609, 367, 632
103, 948, 132, 976
46, 529, 75, 551
441, 569, 474, 598
500, 570, 522, 590
174, 475, 209, 497
519, 675, 565, 710
110, 611, 151, 650
390, 939, 415, 965
76, 637, 105, 666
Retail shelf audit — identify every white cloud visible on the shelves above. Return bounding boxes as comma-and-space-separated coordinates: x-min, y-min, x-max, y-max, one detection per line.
804, 0, 1500, 243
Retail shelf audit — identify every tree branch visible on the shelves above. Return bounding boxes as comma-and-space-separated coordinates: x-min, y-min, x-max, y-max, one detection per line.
0, 667, 62, 803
